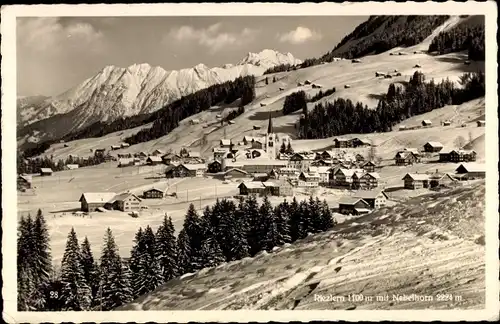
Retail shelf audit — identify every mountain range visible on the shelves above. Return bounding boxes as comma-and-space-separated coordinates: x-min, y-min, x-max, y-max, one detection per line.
17, 49, 302, 145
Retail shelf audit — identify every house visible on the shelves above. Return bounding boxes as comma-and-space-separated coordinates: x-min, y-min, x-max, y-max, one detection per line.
477, 120, 485, 127
338, 198, 371, 215
312, 83, 323, 89
188, 151, 201, 159
40, 168, 53, 176
311, 159, 332, 167
402, 173, 430, 189
316, 150, 336, 161
143, 188, 164, 199
223, 158, 287, 174
422, 120, 432, 127
164, 165, 176, 178
351, 138, 371, 148
110, 192, 142, 212
65, 164, 79, 170
224, 168, 250, 180
333, 138, 352, 148
238, 181, 266, 196
213, 147, 229, 160
362, 161, 376, 172
455, 163, 486, 179
79, 192, 117, 212
443, 121, 451, 126
276, 167, 300, 181
308, 166, 330, 185
118, 158, 134, 167
404, 148, 421, 160
448, 150, 477, 162
161, 153, 182, 165
94, 148, 106, 157
357, 172, 380, 189
262, 181, 281, 196
394, 151, 417, 166
111, 145, 121, 150
423, 142, 444, 153
152, 149, 164, 157
298, 172, 320, 188
207, 160, 222, 173
288, 152, 315, 171
146, 156, 163, 165
190, 119, 200, 125
121, 143, 130, 148
17, 174, 32, 191
353, 190, 388, 209
252, 173, 270, 182
429, 173, 458, 188
220, 139, 232, 149
173, 163, 206, 178
334, 168, 364, 187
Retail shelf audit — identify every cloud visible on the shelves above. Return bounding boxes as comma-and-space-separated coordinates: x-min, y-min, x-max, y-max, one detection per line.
17, 17, 105, 54
278, 26, 322, 45
166, 23, 259, 54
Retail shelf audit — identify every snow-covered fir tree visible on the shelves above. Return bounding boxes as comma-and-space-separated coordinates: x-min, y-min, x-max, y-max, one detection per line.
259, 195, 279, 251
155, 215, 178, 282
31, 209, 52, 310
176, 229, 192, 275
275, 200, 292, 245
289, 197, 304, 241
132, 226, 163, 297
200, 227, 226, 269
17, 215, 36, 311
99, 228, 132, 310
230, 198, 250, 260
244, 194, 262, 256
180, 204, 204, 272
60, 228, 92, 311
80, 236, 100, 307
320, 200, 337, 231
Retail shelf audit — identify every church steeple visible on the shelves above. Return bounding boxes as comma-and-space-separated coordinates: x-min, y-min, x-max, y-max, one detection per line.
267, 110, 273, 134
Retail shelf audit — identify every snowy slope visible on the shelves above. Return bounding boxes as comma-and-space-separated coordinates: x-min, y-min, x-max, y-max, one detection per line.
119, 183, 485, 310
17, 49, 301, 142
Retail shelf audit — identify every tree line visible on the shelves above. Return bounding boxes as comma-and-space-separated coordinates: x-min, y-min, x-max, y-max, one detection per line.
428, 22, 485, 60
17, 154, 106, 175
282, 86, 337, 116
17, 195, 336, 311
297, 70, 485, 139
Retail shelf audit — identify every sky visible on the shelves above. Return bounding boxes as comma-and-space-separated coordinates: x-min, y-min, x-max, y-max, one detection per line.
17, 16, 368, 97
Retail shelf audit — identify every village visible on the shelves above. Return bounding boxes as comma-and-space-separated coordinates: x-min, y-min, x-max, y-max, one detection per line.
17, 112, 486, 222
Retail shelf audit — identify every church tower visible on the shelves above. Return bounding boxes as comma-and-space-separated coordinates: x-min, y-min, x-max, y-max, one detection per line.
265, 110, 278, 160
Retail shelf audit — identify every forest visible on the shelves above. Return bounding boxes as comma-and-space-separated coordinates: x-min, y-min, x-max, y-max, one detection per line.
281, 86, 337, 115
17, 154, 106, 175
297, 70, 485, 139
428, 21, 485, 60
17, 195, 336, 311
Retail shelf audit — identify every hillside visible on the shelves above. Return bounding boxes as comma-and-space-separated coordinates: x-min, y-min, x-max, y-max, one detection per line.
17, 50, 301, 146
120, 182, 485, 310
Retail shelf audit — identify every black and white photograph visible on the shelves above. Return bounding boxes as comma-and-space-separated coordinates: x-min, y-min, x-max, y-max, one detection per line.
2, 2, 498, 322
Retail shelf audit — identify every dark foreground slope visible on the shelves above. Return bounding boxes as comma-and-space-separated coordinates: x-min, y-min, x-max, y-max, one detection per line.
120, 182, 485, 310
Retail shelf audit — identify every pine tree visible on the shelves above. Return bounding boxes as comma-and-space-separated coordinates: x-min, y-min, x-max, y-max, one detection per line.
99, 228, 132, 310
231, 198, 250, 259
244, 195, 262, 256
133, 226, 163, 297
259, 195, 279, 251
275, 200, 291, 245
80, 237, 100, 307
319, 200, 336, 231
176, 229, 191, 275
289, 197, 304, 242
307, 197, 323, 234
155, 215, 178, 282
31, 209, 52, 310
17, 215, 36, 311
200, 226, 225, 269
60, 228, 92, 311
180, 204, 203, 272
129, 227, 144, 292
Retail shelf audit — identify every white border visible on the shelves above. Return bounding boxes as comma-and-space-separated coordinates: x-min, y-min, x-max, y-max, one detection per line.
2, 2, 499, 322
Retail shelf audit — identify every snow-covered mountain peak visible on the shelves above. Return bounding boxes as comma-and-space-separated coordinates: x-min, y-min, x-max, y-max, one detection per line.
238, 49, 302, 69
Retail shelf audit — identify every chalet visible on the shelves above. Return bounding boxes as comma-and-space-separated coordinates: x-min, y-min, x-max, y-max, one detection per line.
143, 188, 165, 199
344, 85, 351, 89
297, 82, 304, 86
40, 168, 53, 176
334, 168, 364, 187
164, 165, 176, 178
252, 173, 270, 182
121, 143, 130, 148
429, 173, 457, 188
316, 150, 336, 161
455, 163, 486, 180
238, 181, 266, 196
394, 151, 417, 166
161, 153, 182, 165
146, 156, 163, 165
477, 120, 485, 127
333, 138, 352, 148
312, 83, 323, 89
338, 198, 371, 215
443, 121, 451, 126
224, 168, 250, 180
423, 142, 444, 153
276, 167, 300, 181
207, 160, 222, 173
94, 148, 106, 157
213, 147, 229, 160
308, 166, 330, 184
354, 190, 388, 209
79, 192, 117, 212
152, 149, 164, 157
438, 149, 452, 162
111, 145, 121, 150
422, 120, 432, 127
357, 172, 380, 189
110, 192, 142, 212
263, 181, 281, 196
173, 163, 206, 178
351, 172, 363, 190
404, 148, 421, 160
448, 149, 477, 162
402, 173, 430, 189
17, 174, 32, 191
118, 158, 134, 167
288, 152, 315, 171
65, 164, 79, 170
220, 139, 232, 149
298, 172, 320, 188
362, 161, 376, 172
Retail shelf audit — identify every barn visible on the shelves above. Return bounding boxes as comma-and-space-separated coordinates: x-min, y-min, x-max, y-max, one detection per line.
402, 173, 430, 189
143, 188, 165, 199
238, 181, 266, 196
40, 168, 54, 176
455, 163, 486, 179
338, 198, 371, 215
79, 192, 117, 212
423, 141, 444, 153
